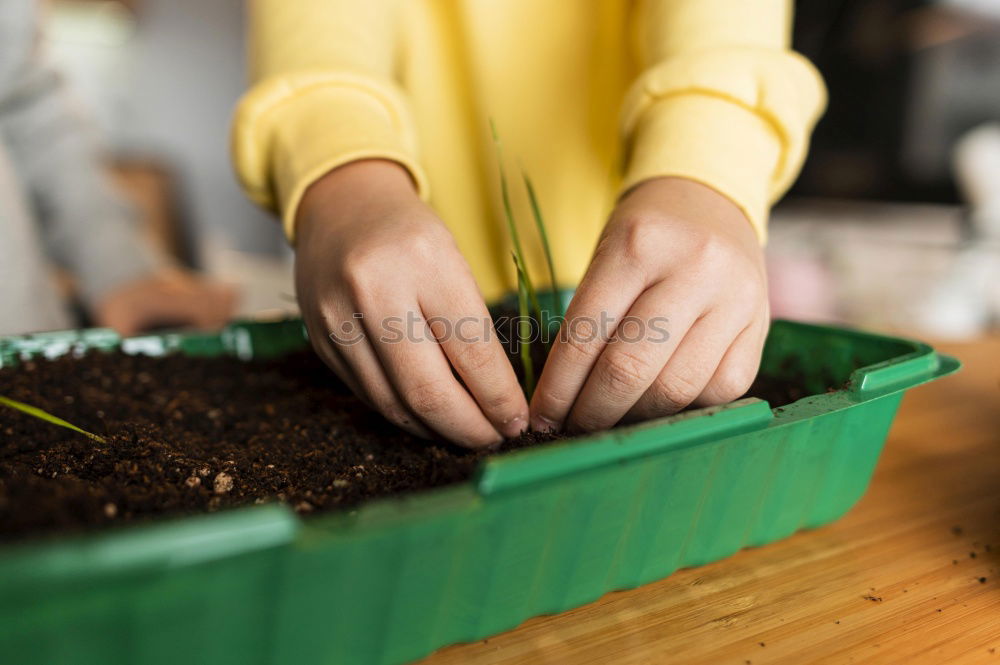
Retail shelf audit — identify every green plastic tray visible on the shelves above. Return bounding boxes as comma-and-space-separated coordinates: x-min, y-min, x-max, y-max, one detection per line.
0, 318, 959, 665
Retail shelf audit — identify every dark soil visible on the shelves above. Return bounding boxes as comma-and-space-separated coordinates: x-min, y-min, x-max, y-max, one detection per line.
0, 347, 807, 542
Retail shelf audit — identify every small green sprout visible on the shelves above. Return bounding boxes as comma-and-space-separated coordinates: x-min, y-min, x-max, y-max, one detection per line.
512, 252, 536, 398
522, 171, 561, 320
492, 120, 543, 317
491, 120, 566, 397
0, 394, 106, 443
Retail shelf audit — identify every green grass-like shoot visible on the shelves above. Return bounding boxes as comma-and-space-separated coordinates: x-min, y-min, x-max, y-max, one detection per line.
491, 120, 542, 320
522, 171, 563, 319
512, 253, 536, 398
492, 119, 566, 397
0, 394, 106, 443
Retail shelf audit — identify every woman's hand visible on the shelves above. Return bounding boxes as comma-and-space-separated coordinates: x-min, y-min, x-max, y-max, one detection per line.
530, 177, 768, 433
93, 268, 237, 336
295, 159, 527, 448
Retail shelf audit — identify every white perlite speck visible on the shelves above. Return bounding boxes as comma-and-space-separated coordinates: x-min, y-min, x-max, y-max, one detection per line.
213, 472, 234, 494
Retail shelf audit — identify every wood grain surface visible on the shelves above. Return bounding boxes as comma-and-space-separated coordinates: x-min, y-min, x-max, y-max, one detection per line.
420, 337, 1000, 665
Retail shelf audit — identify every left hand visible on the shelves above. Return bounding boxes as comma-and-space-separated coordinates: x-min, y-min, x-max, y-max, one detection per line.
93, 268, 238, 336
530, 177, 769, 433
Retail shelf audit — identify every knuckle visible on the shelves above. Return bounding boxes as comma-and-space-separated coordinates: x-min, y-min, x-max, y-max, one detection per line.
692, 235, 748, 278
340, 241, 380, 274
569, 416, 601, 433
709, 368, 756, 404
564, 332, 595, 361
401, 378, 454, 416
340, 223, 453, 285
599, 349, 654, 396
651, 371, 702, 411
339, 246, 381, 292
407, 233, 437, 264
617, 215, 670, 263
533, 389, 573, 421
737, 274, 767, 304
559, 318, 603, 362
454, 342, 496, 374
695, 231, 728, 261
477, 384, 520, 416
407, 223, 453, 264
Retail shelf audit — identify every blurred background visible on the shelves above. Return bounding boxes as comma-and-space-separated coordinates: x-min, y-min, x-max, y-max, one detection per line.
774, 0, 1000, 339
38, 0, 296, 321
36, 0, 1000, 339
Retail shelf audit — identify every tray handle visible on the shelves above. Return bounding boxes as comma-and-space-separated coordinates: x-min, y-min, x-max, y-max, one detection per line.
849, 350, 961, 399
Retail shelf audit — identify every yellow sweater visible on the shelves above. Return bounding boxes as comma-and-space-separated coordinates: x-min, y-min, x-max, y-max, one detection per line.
232, 0, 825, 302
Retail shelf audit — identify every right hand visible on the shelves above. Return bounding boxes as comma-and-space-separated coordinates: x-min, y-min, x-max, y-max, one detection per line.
295, 159, 528, 448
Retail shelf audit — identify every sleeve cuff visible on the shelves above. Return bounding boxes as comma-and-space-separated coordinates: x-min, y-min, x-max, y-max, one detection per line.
231, 71, 429, 243
619, 47, 827, 242
620, 93, 781, 241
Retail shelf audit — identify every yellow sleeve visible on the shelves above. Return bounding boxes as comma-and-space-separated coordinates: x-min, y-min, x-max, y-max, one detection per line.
621, 0, 827, 240
231, 0, 428, 242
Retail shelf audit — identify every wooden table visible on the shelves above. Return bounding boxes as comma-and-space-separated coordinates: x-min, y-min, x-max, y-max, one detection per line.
421, 337, 1000, 665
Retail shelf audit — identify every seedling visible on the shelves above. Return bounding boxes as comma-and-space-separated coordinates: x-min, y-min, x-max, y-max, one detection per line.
0, 394, 105, 443
512, 252, 536, 397
491, 120, 566, 397
522, 171, 560, 319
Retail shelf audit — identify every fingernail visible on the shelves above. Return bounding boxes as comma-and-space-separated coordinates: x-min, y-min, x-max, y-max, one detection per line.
500, 415, 527, 439
530, 415, 558, 433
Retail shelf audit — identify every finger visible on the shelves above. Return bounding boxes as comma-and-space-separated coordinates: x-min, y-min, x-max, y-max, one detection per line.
691, 315, 768, 407
623, 312, 752, 423
565, 280, 706, 432
137, 282, 233, 332
311, 309, 434, 439
193, 284, 239, 329
103, 312, 139, 337
529, 241, 647, 431
419, 284, 528, 438
309, 322, 366, 397
364, 305, 504, 448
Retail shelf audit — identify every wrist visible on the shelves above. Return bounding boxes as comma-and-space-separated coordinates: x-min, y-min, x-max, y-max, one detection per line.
296, 159, 418, 243
618, 176, 759, 246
